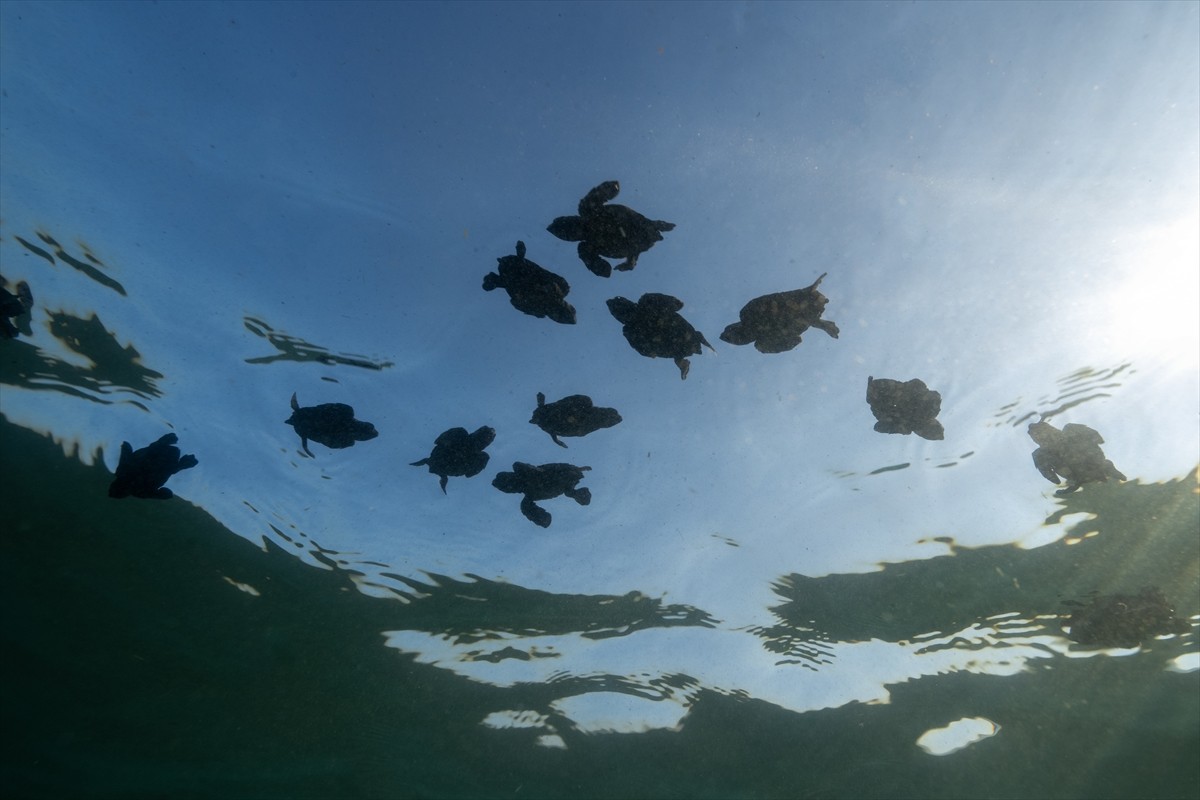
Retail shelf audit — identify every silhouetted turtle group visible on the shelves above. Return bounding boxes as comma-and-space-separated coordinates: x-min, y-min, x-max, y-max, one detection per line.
87, 177, 1128, 527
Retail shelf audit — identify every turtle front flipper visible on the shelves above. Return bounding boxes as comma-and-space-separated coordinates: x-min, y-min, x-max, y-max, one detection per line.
1032, 450, 1061, 484
567, 487, 591, 506
675, 357, 691, 380
152, 487, 175, 500
178, 454, 199, 471
578, 242, 612, 278
813, 319, 840, 339
579, 181, 620, 215
520, 497, 552, 528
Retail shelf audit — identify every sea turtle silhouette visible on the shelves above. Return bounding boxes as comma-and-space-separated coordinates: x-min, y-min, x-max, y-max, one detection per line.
411, 426, 496, 493
108, 433, 198, 499
0, 276, 34, 339
1028, 420, 1125, 495
492, 462, 592, 528
530, 392, 622, 448
482, 241, 576, 324
285, 393, 378, 457
866, 376, 944, 440
720, 273, 840, 353
607, 293, 714, 380
547, 180, 675, 277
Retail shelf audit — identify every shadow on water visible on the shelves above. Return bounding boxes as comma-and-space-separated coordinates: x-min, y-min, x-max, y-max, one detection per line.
243, 315, 394, 371
1, 418, 1196, 799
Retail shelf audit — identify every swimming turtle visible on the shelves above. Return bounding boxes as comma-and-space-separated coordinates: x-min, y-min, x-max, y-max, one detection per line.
607, 293, 714, 380
1028, 419, 1125, 495
530, 392, 622, 448
866, 376, 944, 440
482, 241, 576, 324
0, 276, 34, 339
108, 433, 198, 499
492, 462, 592, 527
547, 180, 675, 277
411, 426, 496, 493
1064, 587, 1188, 647
286, 393, 378, 457
720, 273, 840, 353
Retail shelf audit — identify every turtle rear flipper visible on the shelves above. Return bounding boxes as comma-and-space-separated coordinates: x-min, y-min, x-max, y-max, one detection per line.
675, 357, 691, 380
873, 420, 908, 435
1104, 460, 1127, 482
152, 487, 175, 500
568, 487, 591, 506
439, 474, 449, 494
578, 242, 612, 278
520, 497, 552, 528
300, 439, 314, 457
615, 255, 638, 272
913, 420, 945, 441
550, 433, 567, 448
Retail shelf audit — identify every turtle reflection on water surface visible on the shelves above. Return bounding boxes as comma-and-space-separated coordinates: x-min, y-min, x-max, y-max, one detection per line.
285, 393, 378, 457
108, 433, 198, 500
482, 241, 576, 325
530, 392, 622, 448
411, 426, 496, 493
720, 273, 840, 354
607, 293, 714, 380
1028, 420, 1126, 495
547, 180, 675, 278
1064, 588, 1189, 648
492, 462, 592, 528
866, 376, 944, 440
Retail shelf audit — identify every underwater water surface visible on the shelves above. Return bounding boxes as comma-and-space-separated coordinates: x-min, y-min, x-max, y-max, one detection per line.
1, 2, 1198, 798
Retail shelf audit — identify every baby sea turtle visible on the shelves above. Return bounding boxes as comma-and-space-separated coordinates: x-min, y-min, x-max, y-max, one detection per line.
547, 180, 675, 278
530, 392, 622, 448
0, 276, 34, 339
720, 273, 840, 353
1028, 420, 1126, 495
108, 433, 198, 499
607, 293, 714, 380
1064, 587, 1188, 647
492, 462, 592, 528
866, 376, 944, 440
482, 241, 576, 324
411, 426, 496, 493
286, 393, 378, 457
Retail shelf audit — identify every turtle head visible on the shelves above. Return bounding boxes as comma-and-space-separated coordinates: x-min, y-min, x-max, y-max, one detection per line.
547, 216, 586, 242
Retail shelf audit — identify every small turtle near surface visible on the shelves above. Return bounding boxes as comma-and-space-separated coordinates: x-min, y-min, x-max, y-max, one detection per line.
0, 275, 34, 339
411, 426, 496, 493
1028, 419, 1126, 495
720, 273, 840, 353
1064, 588, 1188, 648
108, 433, 198, 499
285, 393, 378, 457
482, 241, 576, 324
607, 293, 714, 380
530, 392, 622, 448
492, 462, 592, 527
866, 376, 944, 440
547, 180, 675, 278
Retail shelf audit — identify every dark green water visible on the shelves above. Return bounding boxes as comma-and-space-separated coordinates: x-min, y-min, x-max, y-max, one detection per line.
1, 419, 1197, 799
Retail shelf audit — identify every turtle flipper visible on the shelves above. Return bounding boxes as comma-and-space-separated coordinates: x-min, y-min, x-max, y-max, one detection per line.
520, 497, 552, 528
913, 420, 945, 441
551, 433, 567, 448
482, 272, 502, 291
178, 454, 199, 471
579, 181, 620, 215
676, 357, 691, 380
290, 393, 300, 411
578, 242, 612, 278
814, 319, 840, 339
615, 255, 637, 271
410, 457, 430, 467
568, 487, 591, 506
152, 487, 175, 500
1032, 451, 1061, 484
301, 437, 314, 458
439, 474, 449, 494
